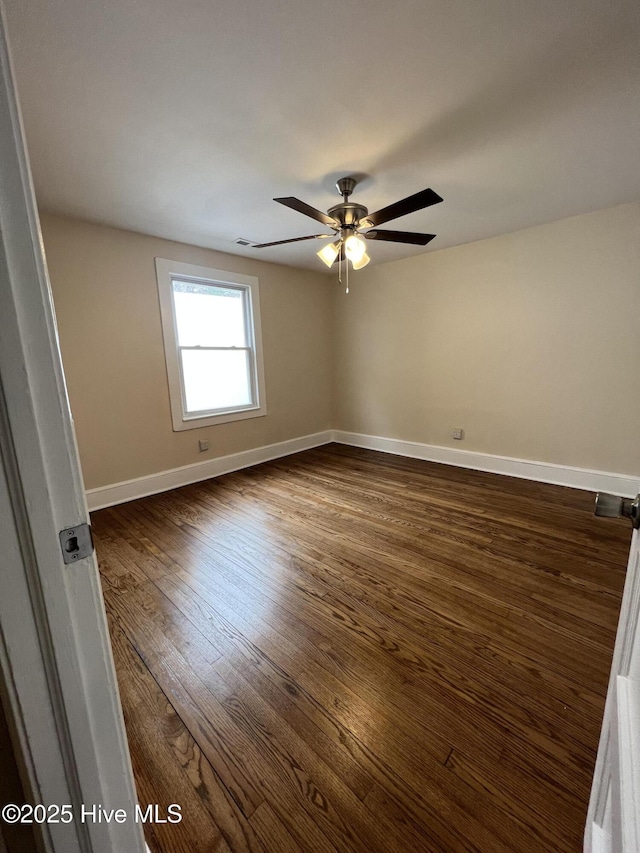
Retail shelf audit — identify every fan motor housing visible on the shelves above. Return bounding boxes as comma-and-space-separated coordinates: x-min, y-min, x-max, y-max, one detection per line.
327, 202, 369, 228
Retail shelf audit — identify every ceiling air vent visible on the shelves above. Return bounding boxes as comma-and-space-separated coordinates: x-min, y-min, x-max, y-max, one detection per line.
234, 237, 253, 246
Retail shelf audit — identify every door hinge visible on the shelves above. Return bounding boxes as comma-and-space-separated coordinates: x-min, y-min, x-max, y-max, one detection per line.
58, 523, 94, 563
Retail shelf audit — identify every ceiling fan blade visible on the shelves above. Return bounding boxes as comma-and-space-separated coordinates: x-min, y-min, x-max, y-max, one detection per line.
364, 229, 436, 246
253, 233, 331, 248
363, 188, 443, 228
274, 197, 339, 227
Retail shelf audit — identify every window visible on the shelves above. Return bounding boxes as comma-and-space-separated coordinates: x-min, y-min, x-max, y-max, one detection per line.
155, 258, 266, 430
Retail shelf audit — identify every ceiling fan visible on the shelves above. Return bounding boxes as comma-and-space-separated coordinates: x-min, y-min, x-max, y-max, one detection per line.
252, 177, 443, 273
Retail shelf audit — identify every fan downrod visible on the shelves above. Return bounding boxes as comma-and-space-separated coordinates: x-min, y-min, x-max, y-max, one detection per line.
336, 176, 357, 200
329, 177, 368, 228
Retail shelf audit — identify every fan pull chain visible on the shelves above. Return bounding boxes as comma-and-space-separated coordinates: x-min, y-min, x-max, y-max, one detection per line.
346, 257, 349, 294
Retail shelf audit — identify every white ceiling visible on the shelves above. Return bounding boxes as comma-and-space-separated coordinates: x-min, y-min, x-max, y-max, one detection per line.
4, 0, 640, 272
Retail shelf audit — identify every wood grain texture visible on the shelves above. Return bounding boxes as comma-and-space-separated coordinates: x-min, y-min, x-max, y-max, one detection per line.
93, 444, 630, 852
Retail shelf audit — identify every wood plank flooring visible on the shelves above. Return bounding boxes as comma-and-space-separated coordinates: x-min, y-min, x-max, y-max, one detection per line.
93, 444, 631, 852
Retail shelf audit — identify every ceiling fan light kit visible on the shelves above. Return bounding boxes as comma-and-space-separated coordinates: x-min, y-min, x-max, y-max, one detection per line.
253, 176, 442, 290
351, 251, 371, 271
344, 234, 366, 262
317, 241, 340, 267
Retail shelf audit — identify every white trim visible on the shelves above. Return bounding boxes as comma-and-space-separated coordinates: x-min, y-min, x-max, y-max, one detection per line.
586, 530, 640, 851
86, 430, 333, 510
155, 258, 267, 431
332, 430, 640, 497
87, 428, 639, 512
590, 823, 610, 853
616, 675, 640, 853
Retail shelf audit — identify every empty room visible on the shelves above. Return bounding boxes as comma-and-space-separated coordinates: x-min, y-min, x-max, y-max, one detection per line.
1, 1, 639, 852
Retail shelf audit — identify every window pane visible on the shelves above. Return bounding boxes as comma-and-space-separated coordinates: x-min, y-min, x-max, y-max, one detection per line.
172, 280, 247, 347
181, 349, 253, 413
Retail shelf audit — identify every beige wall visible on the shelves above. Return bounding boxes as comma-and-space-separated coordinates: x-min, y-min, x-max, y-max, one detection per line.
42, 203, 640, 491
40, 214, 333, 490
333, 203, 640, 476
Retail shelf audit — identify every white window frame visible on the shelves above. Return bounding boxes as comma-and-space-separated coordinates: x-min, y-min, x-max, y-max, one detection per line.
155, 258, 267, 431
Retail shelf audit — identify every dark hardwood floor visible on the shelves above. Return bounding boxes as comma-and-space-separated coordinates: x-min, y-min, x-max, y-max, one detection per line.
93, 444, 630, 852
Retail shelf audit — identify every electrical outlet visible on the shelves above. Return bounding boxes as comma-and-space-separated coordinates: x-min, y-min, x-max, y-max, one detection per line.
198, 439, 209, 452
452, 427, 464, 440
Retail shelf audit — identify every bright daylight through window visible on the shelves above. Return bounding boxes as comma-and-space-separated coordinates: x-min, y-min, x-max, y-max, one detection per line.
156, 259, 266, 431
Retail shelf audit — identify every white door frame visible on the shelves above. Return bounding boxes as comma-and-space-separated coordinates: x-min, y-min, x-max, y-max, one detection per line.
0, 6, 146, 852
586, 526, 640, 852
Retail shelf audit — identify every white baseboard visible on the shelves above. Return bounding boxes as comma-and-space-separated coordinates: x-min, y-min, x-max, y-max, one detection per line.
332, 430, 640, 497
86, 430, 333, 511
86, 427, 639, 511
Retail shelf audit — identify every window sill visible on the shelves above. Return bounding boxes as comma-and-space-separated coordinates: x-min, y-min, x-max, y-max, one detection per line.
171, 405, 267, 431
